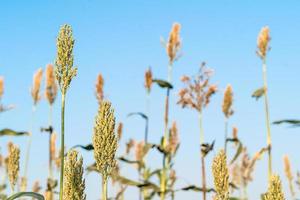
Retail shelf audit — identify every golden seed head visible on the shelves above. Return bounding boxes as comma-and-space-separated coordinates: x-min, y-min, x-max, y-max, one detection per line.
31, 68, 43, 105
20, 176, 27, 192
117, 122, 123, 141
45, 64, 58, 105
212, 150, 229, 200
95, 73, 104, 104
144, 67, 153, 93
32, 180, 41, 193
167, 23, 181, 63
167, 121, 179, 155
222, 84, 234, 118
7, 142, 20, 191
0, 76, 4, 100
55, 24, 77, 94
44, 190, 54, 200
50, 133, 57, 162
263, 175, 285, 200
257, 26, 271, 59
283, 155, 293, 181
93, 101, 118, 178
63, 150, 86, 200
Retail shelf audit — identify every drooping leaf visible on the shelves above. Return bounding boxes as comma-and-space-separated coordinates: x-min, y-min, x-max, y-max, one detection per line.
127, 112, 148, 120
273, 119, 300, 127
252, 87, 265, 100
0, 129, 29, 137
201, 140, 215, 157
153, 79, 173, 89
72, 144, 94, 151
7, 192, 44, 200
118, 156, 139, 164
180, 185, 215, 193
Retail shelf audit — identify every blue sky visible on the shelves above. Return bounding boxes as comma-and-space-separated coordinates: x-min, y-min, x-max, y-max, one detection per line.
1, 1, 300, 199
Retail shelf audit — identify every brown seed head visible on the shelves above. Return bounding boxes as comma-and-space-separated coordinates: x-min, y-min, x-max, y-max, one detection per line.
50, 133, 57, 162
257, 26, 271, 59
31, 68, 43, 105
144, 67, 153, 93
45, 64, 58, 105
95, 73, 104, 104
0, 77, 4, 100
222, 84, 234, 118
117, 122, 123, 141
283, 155, 293, 181
167, 23, 181, 64
167, 121, 179, 155
32, 180, 41, 193
126, 139, 135, 155
135, 141, 145, 162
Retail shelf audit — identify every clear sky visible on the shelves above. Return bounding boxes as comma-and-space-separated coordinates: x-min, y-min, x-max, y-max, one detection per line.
1, 1, 300, 199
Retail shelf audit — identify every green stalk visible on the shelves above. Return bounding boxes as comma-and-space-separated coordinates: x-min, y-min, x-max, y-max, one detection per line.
23, 105, 36, 191
102, 176, 108, 200
262, 58, 272, 180
59, 93, 65, 200
198, 111, 206, 200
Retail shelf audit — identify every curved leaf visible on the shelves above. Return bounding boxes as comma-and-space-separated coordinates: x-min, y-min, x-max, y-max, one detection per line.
72, 144, 94, 151
127, 112, 148, 120
7, 192, 44, 200
153, 79, 173, 89
0, 129, 29, 137
273, 119, 300, 127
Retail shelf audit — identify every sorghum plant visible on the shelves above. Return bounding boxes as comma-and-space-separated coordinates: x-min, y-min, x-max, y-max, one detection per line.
55, 24, 77, 200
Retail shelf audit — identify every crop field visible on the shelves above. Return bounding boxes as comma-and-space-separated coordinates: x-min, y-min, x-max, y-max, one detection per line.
1, 1, 300, 200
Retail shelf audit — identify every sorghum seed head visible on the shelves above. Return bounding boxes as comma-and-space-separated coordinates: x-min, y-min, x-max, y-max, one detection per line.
222, 84, 234, 118
117, 122, 123, 141
55, 24, 77, 94
50, 133, 57, 162
95, 73, 104, 104
263, 175, 285, 200
283, 155, 293, 181
31, 68, 43, 105
0, 76, 4, 100
7, 142, 20, 191
45, 64, 57, 105
167, 23, 181, 63
144, 67, 153, 93
63, 150, 86, 200
212, 150, 229, 200
32, 180, 41, 193
135, 141, 145, 162
126, 139, 135, 155
257, 26, 271, 59
167, 121, 179, 155
93, 101, 118, 179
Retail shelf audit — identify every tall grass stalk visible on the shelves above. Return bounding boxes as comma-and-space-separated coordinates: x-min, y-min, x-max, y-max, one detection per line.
262, 59, 272, 180
59, 94, 65, 200
198, 111, 207, 200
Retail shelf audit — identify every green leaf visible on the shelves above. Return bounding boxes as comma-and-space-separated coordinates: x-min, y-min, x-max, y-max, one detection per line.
72, 144, 94, 151
7, 192, 44, 200
229, 197, 241, 200
0, 129, 29, 136
153, 79, 173, 89
118, 156, 139, 164
180, 185, 215, 193
273, 119, 300, 127
127, 112, 148, 120
252, 87, 265, 100
201, 140, 215, 157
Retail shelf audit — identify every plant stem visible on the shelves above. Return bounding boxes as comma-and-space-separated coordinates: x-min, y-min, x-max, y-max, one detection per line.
59, 93, 66, 200
262, 58, 272, 180
198, 111, 207, 200
224, 118, 228, 154
102, 176, 108, 200
49, 104, 53, 179
23, 105, 36, 191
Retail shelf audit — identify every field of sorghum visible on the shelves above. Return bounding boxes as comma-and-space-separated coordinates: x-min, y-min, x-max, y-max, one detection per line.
0, 22, 297, 200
